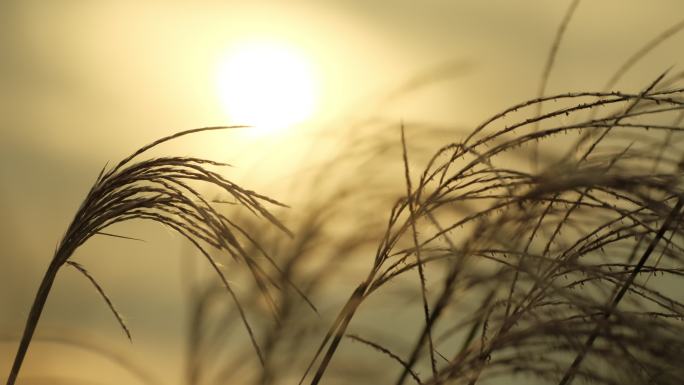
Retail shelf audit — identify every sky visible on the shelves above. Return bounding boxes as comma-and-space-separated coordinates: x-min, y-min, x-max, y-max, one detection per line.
2, 1, 684, 384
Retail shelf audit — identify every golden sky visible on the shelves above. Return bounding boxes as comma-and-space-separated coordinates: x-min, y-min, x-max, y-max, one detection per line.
2, 1, 684, 384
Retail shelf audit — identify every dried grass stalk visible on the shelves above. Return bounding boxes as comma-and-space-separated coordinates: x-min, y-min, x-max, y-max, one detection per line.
6, 126, 290, 385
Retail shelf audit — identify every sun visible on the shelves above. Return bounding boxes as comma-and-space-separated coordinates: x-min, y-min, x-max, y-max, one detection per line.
215, 40, 318, 137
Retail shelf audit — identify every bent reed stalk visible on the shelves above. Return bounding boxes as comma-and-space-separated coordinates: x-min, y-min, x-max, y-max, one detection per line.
6, 126, 291, 385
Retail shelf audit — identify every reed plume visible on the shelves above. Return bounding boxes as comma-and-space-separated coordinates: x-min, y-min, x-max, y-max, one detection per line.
6, 126, 291, 385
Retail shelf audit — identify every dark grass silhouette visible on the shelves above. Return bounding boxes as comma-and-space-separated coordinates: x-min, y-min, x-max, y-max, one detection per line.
303, 83, 684, 385
5, 126, 297, 385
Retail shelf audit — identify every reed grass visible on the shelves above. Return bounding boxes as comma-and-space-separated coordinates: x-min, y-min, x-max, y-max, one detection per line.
5, 126, 293, 385
9, 87, 684, 384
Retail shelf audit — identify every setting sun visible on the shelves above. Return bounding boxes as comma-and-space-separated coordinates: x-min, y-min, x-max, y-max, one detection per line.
215, 40, 318, 136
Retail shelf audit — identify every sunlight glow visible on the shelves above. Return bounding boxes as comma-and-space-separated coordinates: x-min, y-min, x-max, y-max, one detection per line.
216, 40, 318, 137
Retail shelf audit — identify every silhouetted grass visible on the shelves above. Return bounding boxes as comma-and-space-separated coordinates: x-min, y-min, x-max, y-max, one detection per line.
5, 126, 294, 385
